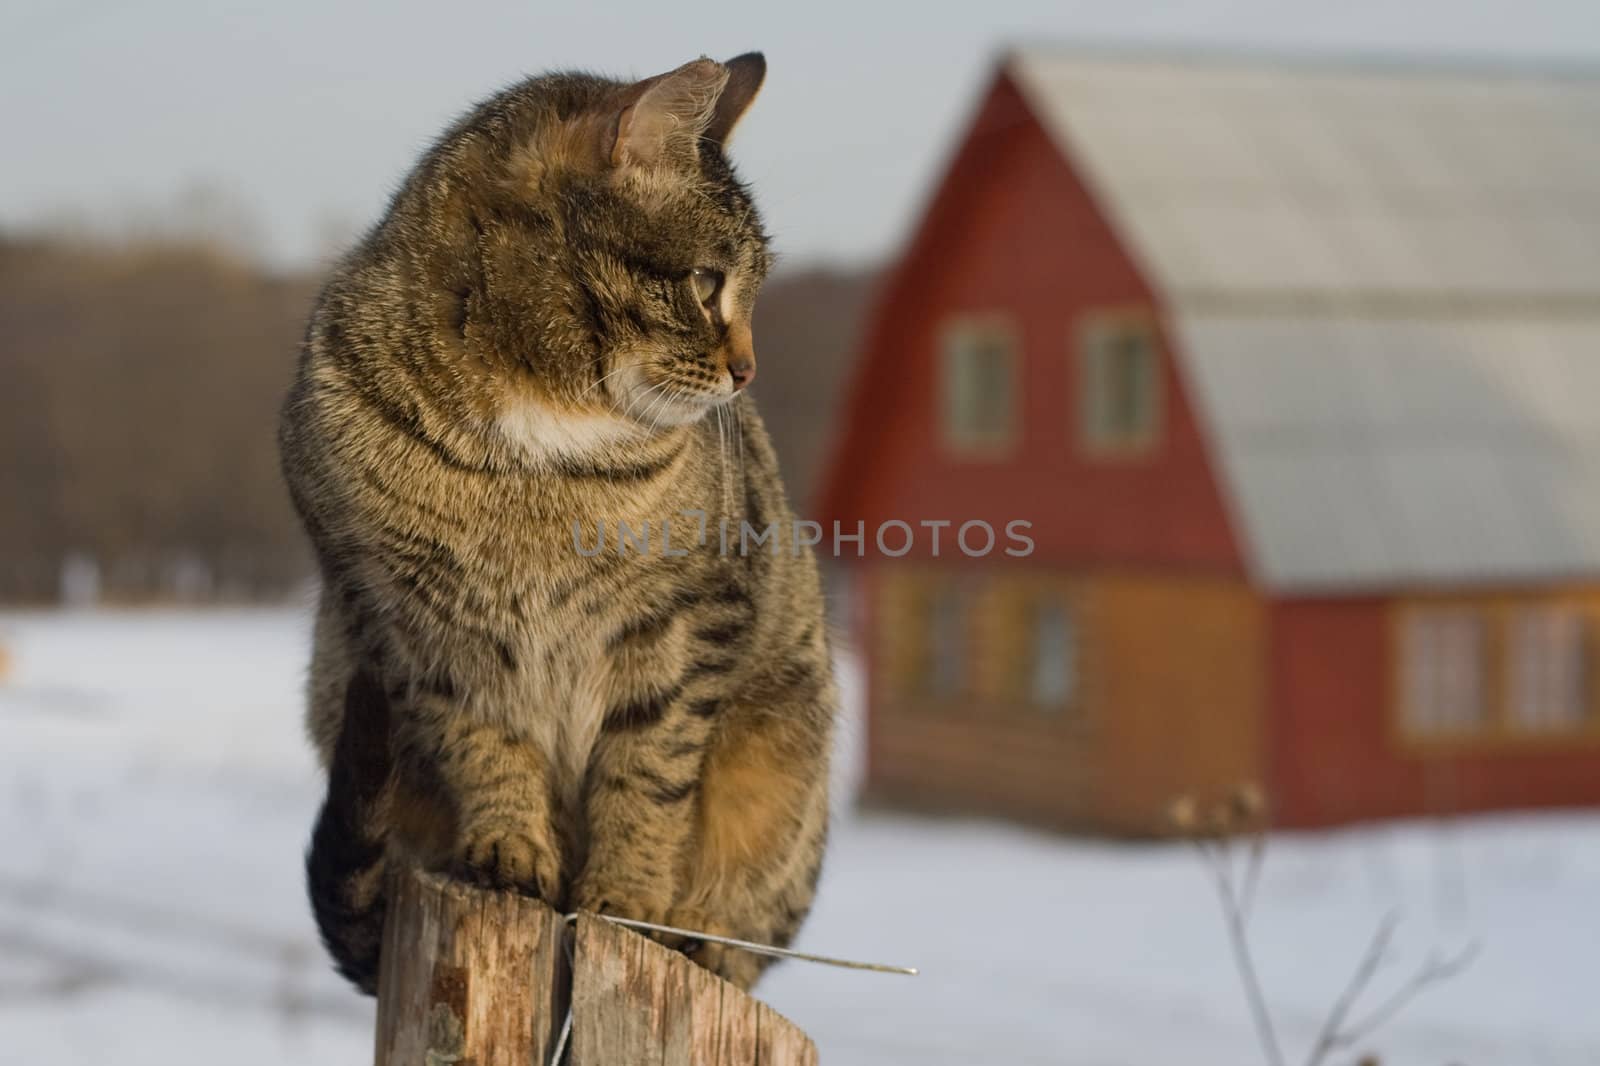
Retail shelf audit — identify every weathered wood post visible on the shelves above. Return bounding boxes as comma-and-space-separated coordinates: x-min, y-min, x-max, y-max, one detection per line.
568, 914, 818, 1065
373, 868, 570, 1065
374, 866, 817, 1065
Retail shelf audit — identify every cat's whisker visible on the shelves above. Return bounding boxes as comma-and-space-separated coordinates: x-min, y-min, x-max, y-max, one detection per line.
639, 383, 677, 434
580, 364, 634, 402
724, 403, 736, 513
658, 386, 695, 436
622, 379, 670, 422
714, 402, 731, 513
636, 378, 686, 437
734, 400, 747, 483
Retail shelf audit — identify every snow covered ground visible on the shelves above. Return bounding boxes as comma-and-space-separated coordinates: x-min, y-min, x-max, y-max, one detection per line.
1, 607, 1597, 1064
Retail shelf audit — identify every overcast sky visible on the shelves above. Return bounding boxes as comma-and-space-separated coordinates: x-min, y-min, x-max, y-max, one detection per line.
4, 0, 1599, 271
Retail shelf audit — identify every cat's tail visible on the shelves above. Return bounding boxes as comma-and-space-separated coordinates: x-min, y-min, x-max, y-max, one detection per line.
306, 665, 393, 996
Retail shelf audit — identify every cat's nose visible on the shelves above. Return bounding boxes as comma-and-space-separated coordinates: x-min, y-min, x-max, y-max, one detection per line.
724, 321, 756, 391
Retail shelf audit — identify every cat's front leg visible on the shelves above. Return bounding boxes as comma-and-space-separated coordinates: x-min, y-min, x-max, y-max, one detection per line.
400, 687, 564, 901
571, 684, 713, 928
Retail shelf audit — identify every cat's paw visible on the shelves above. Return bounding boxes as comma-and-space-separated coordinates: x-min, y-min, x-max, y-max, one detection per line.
570, 877, 675, 937
661, 909, 772, 989
451, 823, 559, 900
664, 907, 728, 969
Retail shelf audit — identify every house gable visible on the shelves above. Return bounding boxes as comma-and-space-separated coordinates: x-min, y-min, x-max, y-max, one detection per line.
818, 68, 1243, 572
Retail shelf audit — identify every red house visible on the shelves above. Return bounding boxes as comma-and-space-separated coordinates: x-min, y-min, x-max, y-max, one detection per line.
819, 49, 1600, 833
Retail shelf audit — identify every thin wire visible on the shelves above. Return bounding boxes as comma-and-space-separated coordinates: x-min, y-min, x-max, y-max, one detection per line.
548, 998, 574, 1065
568, 911, 919, 975
546, 917, 579, 1066
544, 910, 918, 1065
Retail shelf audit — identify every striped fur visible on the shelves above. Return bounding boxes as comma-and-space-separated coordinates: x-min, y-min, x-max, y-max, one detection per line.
280, 54, 835, 994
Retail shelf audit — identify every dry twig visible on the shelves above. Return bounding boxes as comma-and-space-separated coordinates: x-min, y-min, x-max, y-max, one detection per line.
1305, 938, 1481, 1066
1176, 785, 1480, 1066
1192, 833, 1286, 1066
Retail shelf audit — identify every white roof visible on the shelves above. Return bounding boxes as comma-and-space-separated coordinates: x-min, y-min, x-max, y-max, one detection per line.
1010, 50, 1600, 590
1010, 51, 1600, 298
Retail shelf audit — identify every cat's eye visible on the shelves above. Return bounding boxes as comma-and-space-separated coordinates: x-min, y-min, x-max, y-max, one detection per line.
690, 267, 723, 308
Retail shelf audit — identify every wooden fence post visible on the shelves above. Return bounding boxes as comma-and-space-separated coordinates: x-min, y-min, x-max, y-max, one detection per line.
373, 867, 569, 1065
568, 914, 817, 1065
374, 866, 817, 1065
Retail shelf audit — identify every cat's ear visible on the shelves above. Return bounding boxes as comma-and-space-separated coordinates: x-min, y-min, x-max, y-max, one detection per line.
703, 52, 766, 149
608, 57, 729, 168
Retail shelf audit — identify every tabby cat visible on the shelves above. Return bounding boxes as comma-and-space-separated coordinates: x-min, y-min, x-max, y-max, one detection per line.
278, 52, 836, 994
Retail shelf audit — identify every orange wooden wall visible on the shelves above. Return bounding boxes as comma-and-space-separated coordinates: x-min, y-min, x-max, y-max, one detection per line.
1092, 574, 1264, 833
862, 567, 1265, 834
862, 565, 1099, 828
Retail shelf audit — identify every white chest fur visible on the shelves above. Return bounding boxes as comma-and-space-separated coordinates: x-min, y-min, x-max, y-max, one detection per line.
496, 395, 642, 462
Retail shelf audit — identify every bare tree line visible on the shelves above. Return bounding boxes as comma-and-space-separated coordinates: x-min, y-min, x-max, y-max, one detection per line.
0, 234, 316, 602
0, 230, 872, 605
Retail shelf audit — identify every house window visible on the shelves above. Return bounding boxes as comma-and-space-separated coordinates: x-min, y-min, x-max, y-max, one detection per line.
940, 318, 1016, 454
1030, 600, 1077, 709
925, 583, 967, 699
1507, 608, 1589, 732
1400, 610, 1486, 735
1079, 315, 1161, 453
